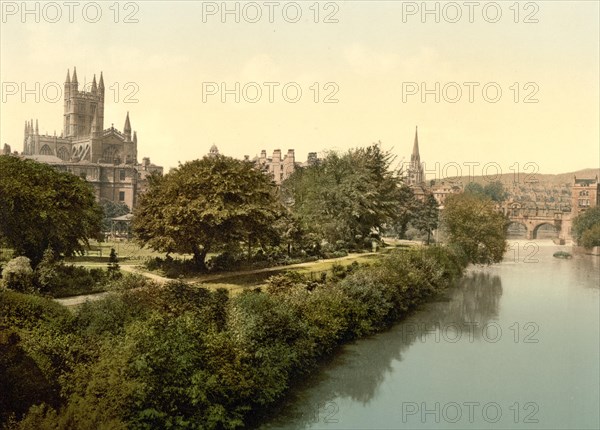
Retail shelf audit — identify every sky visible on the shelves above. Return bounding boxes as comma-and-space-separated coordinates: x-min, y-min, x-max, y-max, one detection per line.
1, 1, 599, 178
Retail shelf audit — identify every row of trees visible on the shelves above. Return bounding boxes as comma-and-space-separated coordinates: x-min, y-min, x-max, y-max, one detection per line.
1, 148, 509, 273
132, 145, 452, 269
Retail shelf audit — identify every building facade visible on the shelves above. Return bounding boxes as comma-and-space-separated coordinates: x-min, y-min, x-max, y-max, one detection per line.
256, 149, 296, 185
21, 68, 163, 209
571, 175, 600, 214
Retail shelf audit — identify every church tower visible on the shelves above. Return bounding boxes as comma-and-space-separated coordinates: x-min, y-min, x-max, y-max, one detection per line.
63, 67, 105, 138
407, 126, 424, 186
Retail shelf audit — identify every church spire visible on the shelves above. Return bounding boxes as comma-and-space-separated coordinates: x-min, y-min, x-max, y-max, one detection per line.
124, 111, 132, 141
411, 126, 420, 162
407, 126, 424, 186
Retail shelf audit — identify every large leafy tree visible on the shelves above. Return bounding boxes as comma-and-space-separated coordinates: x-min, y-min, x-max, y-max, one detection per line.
100, 199, 130, 231
133, 155, 281, 270
442, 192, 509, 264
0, 156, 103, 265
282, 143, 402, 248
387, 185, 420, 239
412, 193, 439, 244
572, 206, 600, 247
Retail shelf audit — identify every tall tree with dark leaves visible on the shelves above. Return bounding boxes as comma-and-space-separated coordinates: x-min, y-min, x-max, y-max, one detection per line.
413, 193, 439, 244
442, 192, 509, 264
133, 155, 282, 270
0, 156, 103, 266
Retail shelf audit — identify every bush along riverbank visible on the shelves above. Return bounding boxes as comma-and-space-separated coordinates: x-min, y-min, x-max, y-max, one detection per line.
1, 246, 467, 429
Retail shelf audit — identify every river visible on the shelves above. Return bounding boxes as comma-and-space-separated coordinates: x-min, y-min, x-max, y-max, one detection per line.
259, 240, 600, 429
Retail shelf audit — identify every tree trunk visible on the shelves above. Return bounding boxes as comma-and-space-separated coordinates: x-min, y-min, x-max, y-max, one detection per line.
192, 246, 208, 272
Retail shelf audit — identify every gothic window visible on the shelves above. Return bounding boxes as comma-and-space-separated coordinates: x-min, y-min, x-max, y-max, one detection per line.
103, 146, 119, 163
57, 146, 70, 161
119, 169, 126, 181
39, 145, 53, 156
119, 191, 125, 202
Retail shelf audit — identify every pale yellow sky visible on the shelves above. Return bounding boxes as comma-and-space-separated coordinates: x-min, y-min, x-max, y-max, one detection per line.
1, 1, 598, 176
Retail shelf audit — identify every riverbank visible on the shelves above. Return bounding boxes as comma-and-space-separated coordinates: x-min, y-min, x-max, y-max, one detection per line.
1, 246, 467, 428
259, 241, 600, 429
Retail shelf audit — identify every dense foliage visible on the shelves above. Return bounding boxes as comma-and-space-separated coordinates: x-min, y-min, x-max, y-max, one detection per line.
411, 193, 439, 244
281, 144, 412, 249
0, 156, 103, 266
1, 246, 466, 429
464, 180, 508, 202
572, 206, 600, 248
133, 156, 282, 270
442, 192, 509, 264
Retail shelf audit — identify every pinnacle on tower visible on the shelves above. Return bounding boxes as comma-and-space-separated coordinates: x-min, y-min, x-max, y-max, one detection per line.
35, 119, 39, 135
133, 131, 137, 144
91, 74, 97, 94
71, 67, 78, 84
65, 69, 71, 84
91, 107, 101, 136
124, 112, 132, 141
98, 71, 104, 91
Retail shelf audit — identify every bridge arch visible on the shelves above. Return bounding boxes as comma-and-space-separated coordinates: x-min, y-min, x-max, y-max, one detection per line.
507, 221, 528, 238
532, 222, 559, 239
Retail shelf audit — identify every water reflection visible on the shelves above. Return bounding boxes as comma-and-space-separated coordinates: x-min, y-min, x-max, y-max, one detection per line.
260, 271, 504, 429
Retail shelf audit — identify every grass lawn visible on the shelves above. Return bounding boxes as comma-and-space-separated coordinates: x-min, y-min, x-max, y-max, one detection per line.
195, 252, 384, 294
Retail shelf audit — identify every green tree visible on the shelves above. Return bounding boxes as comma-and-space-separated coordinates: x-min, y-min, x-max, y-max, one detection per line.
483, 181, 508, 202
0, 156, 103, 265
388, 185, 420, 239
133, 155, 281, 270
581, 224, 600, 248
464, 182, 485, 196
282, 143, 402, 248
100, 199, 130, 232
413, 194, 439, 244
442, 193, 509, 264
108, 248, 121, 278
572, 206, 600, 246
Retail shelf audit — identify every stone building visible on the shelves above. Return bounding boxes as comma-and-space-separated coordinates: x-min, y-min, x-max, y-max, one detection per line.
21, 68, 163, 209
571, 175, 600, 214
256, 149, 296, 185
430, 181, 462, 207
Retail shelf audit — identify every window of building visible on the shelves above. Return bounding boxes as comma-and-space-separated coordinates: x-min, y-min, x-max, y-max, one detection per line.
119, 191, 125, 202
119, 169, 126, 181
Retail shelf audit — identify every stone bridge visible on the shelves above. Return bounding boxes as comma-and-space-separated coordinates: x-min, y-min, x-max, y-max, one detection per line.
501, 204, 573, 240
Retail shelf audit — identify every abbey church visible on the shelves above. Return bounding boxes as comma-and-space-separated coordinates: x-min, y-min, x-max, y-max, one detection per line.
21, 68, 162, 208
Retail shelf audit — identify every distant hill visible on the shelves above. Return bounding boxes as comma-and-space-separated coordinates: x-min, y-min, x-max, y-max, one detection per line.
441, 168, 599, 187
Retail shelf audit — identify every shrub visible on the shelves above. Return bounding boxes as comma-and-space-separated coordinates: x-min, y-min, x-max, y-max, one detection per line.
581, 223, 600, 248
1, 257, 36, 293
